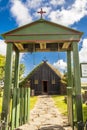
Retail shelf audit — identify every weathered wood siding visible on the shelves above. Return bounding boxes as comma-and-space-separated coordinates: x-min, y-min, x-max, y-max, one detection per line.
28, 62, 61, 95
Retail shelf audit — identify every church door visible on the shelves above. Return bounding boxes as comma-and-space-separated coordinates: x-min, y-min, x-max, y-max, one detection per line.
42, 81, 48, 94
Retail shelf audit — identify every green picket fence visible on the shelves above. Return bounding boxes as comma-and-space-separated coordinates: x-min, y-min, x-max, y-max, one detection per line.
0, 87, 30, 130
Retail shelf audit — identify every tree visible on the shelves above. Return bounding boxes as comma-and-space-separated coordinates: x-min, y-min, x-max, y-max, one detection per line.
0, 54, 25, 82
19, 63, 25, 81
0, 55, 5, 81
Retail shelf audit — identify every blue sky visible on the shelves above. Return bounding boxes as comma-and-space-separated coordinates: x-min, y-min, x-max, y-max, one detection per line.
0, 0, 87, 77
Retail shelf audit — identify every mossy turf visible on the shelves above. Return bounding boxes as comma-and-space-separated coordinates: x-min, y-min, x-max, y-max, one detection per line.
52, 95, 67, 115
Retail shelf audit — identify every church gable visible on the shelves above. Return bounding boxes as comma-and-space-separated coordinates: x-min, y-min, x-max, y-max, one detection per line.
3, 19, 82, 36
29, 61, 61, 81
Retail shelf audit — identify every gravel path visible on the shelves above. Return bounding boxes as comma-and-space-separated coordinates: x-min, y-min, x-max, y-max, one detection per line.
16, 95, 72, 130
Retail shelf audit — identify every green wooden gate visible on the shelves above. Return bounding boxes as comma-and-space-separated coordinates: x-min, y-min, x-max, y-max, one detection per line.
1, 18, 83, 130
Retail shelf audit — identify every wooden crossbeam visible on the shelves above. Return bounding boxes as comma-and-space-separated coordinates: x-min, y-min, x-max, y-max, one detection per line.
62, 42, 71, 49
15, 43, 24, 51
40, 42, 46, 49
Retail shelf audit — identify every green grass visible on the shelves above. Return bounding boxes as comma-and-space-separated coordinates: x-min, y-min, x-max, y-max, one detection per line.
30, 96, 38, 110
83, 104, 87, 121
52, 95, 87, 122
52, 95, 67, 115
0, 95, 38, 115
0, 97, 2, 113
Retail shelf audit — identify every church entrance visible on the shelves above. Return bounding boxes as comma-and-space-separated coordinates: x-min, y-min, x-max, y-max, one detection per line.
42, 81, 48, 94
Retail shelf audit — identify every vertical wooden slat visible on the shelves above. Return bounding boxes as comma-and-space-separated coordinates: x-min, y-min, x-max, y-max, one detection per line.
11, 49, 19, 129
1, 43, 13, 130
23, 88, 25, 124
73, 42, 83, 130
11, 87, 16, 130
15, 88, 20, 127
24, 88, 27, 123
27, 88, 30, 122
67, 50, 73, 126
19, 87, 22, 125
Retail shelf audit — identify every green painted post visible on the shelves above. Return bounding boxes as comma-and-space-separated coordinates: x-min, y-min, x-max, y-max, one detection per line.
73, 42, 83, 130
15, 88, 20, 127
24, 88, 27, 123
20, 87, 24, 124
19, 87, 22, 125
11, 50, 20, 129
27, 88, 30, 122
1, 43, 13, 130
67, 51, 73, 126
11, 87, 16, 130
23, 87, 25, 124
11, 50, 19, 130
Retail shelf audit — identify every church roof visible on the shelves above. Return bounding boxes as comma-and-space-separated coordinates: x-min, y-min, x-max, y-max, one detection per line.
2, 18, 82, 36
1, 18, 83, 52
20, 61, 62, 87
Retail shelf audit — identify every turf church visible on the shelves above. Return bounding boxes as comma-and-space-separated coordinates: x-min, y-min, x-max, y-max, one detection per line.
20, 61, 66, 95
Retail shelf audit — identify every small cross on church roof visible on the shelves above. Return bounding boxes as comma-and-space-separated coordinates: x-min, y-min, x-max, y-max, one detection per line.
42, 56, 48, 63
37, 8, 46, 19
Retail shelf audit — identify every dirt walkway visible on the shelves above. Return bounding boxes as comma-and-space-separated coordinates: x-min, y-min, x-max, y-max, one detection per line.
16, 95, 72, 130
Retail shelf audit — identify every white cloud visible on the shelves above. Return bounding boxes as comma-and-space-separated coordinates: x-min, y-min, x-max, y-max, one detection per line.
50, 0, 65, 6
10, 0, 32, 26
53, 59, 67, 73
9, 0, 87, 27
79, 39, 87, 63
26, 0, 42, 9
49, 0, 87, 26
0, 39, 7, 56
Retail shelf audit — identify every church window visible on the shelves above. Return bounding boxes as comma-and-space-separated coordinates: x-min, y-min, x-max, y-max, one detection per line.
34, 80, 38, 84
52, 79, 55, 84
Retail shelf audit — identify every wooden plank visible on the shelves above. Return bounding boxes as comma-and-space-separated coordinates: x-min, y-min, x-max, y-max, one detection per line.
19, 87, 23, 125
67, 51, 73, 126
5, 34, 80, 42
62, 42, 71, 49
11, 87, 16, 130
23, 88, 25, 124
73, 42, 83, 130
15, 43, 24, 51
24, 88, 27, 123
13, 50, 20, 128
27, 88, 30, 121
15, 88, 20, 128
1, 43, 13, 130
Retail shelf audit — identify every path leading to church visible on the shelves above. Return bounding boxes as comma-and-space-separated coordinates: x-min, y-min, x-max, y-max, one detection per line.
16, 95, 72, 130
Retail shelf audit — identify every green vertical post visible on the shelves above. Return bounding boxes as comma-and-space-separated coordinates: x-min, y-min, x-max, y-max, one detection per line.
67, 51, 73, 126
11, 49, 20, 129
14, 50, 20, 128
11, 87, 16, 130
20, 87, 23, 125
73, 42, 83, 130
23, 87, 25, 124
15, 88, 20, 127
27, 88, 30, 122
1, 43, 13, 130
24, 88, 27, 123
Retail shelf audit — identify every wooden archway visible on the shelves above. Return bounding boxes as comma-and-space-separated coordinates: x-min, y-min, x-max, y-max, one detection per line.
1, 18, 83, 130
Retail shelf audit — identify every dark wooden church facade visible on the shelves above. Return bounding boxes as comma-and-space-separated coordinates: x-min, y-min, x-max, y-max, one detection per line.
24, 61, 66, 95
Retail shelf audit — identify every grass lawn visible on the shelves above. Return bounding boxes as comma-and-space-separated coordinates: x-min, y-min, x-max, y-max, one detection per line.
52, 95, 67, 116
52, 95, 87, 122
0, 95, 38, 115
0, 97, 2, 113
83, 104, 87, 121
30, 96, 38, 110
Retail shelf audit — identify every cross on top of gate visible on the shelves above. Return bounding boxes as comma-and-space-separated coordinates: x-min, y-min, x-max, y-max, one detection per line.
37, 8, 46, 19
